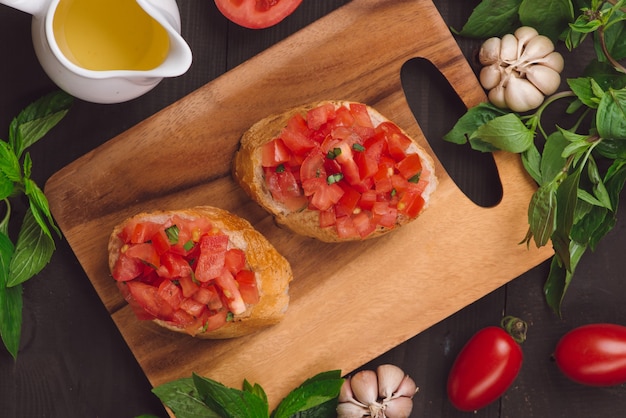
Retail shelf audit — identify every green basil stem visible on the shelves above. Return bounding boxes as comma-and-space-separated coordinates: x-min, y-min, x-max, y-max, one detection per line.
501, 315, 528, 344
523, 91, 576, 140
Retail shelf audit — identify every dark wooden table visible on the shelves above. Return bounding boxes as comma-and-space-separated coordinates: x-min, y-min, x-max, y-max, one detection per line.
1, 1, 625, 417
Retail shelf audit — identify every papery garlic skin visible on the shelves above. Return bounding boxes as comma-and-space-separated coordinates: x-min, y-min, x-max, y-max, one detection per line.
336, 364, 419, 418
478, 26, 563, 112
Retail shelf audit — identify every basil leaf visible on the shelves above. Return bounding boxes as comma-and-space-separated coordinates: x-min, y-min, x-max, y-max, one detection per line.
518, 0, 574, 41
7, 208, 55, 287
586, 156, 612, 209
568, 77, 601, 108
8, 90, 73, 158
442, 102, 506, 146
544, 241, 587, 316
193, 373, 269, 418
597, 88, 626, 140
453, 0, 522, 38
0, 231, 20, 359
521, 144, 542, 184
243, 379, 268, 406
152, 377, 222, 418
540, 131, 568, 185
0, 173, 14, 201
598, 7, 626, 61
272, 371, 344, 418
470, 113, 534, 153
528, 181, 558, 247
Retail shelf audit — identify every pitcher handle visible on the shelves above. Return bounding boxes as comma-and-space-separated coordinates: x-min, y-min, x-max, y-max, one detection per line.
0, 0, 49, 15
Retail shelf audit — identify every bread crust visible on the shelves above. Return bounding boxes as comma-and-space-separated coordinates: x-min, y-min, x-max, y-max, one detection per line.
233, 100, 438, 242
108, 206, 292, 339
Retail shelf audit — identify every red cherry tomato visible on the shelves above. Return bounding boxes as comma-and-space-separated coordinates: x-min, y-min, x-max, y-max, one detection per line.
554, 323, 626, 386
447, 318, 525, 412
214, 0, 303, 29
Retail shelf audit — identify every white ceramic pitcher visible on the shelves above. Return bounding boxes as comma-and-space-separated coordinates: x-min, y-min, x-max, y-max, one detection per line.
1, 0, 192, 103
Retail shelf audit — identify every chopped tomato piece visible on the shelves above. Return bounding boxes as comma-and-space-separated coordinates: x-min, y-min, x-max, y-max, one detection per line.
224, 248, 246, 274
158, 280, 183, 310
352, 211, 377, 238
396, 153, 423, 180
158, 252, 191, 279
302, 178, 344, 211
151, 229, 171, 255
398, 187, 426, 218
112, 252, 143, 282
306, 102, 336, 130
203, 309, 229, 332
235, 270, 260, 305
192, 285, 223, 310
179, 297, 206, 318
281, 113, 317, 153
336, 216, 359, 239
178, 275, 199, 298
215, 269, 246, 314
126, 281, 174, 320
349, 103, 374, 128
195, 234, 229, 282
372, 202, 397, 229
318, 209, 336, 228
335, 185, 361, 217
261, 138, 291, 167
125, 243, 160, 268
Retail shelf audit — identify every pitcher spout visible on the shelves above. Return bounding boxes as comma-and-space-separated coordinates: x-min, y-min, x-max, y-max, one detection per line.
137, 0, 192, 78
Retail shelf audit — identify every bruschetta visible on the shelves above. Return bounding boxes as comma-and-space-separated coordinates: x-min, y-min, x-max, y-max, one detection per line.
233, 100, 437, 242
108, 206, 292, 338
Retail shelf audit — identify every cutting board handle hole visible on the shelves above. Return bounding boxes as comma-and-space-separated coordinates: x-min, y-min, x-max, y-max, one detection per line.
400, 57, 503, 208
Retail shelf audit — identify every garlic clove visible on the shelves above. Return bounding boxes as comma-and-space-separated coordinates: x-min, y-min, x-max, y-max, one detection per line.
350, 370, 380, 405
479, 64, 503, 90
513, 26, 539, 57
525, 64, 561, 95
339, 377, 359, 403
500, 33, 519, 63
376, 364, 406, 400
383, 396, 414, 418
479, 37, 502, 65
393, 374, 418, 398
504, 76, 545, 112
336, 401, 369, 418
537, 51, 564, 72
488, 85, 507, 109
519, 34, 554, 61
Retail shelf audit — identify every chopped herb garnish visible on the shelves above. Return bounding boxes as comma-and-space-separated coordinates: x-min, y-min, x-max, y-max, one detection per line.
352, 143, 365, 152
276, 164, 286, 173
327, 173, 343, 185
226, 312, 234, 322
408, 173, 421, 183
165, 225, 180, 244
391, 188, 397, 197
326, 147, 342, 159
183, 240, 195, 251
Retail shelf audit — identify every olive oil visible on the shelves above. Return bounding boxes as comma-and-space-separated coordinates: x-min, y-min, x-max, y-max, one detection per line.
53, 0, 170, 71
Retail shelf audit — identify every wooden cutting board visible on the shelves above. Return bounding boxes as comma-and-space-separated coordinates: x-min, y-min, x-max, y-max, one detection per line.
44, 0, 553, 411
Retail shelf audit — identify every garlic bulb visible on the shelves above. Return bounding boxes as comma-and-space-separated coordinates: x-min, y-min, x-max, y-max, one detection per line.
336, 364, 418, 418
478, 26, 563, 112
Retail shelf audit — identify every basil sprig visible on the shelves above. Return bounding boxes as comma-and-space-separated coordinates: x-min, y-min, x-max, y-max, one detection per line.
151, 370, 344, 418
444, 0, 626, 315
0, 90, 73, 358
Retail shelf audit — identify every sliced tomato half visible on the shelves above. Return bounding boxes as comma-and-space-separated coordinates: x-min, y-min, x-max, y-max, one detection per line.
214, 0, 304, 29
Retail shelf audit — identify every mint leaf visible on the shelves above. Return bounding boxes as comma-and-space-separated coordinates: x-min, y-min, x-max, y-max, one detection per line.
152, 377, 222, 418
9, 90, 72, 158
0, 232, 20, 359
272, 371, 343, 418
193, 373, 269, 418
470, 113, 534, 153
7, 208, 55, 288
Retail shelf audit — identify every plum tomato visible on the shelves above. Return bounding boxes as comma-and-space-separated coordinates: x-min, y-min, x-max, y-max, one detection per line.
214, 0, 303, 29
447, 317, 526, 412
554, 323, 626, 386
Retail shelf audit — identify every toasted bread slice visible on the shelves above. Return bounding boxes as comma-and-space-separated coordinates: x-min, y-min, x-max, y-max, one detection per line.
108, 206, 292, 338
233, 100, 437, 242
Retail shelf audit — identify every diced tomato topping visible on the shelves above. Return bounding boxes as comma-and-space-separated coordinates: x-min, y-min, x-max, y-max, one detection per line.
195, 234, 229, 282
113, 215, 260, 335
236, 270, 260, 305
261, 102, 430, 239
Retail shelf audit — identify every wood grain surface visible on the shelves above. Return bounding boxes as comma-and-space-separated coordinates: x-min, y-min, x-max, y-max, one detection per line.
44, 0, 552, 411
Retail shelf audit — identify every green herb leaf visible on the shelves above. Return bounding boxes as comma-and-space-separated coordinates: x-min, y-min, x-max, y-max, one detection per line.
518, 0, 574, 41
0, 173, 14, 201
0, 141, 21, 182
597, 87, 626, 139
193, 373, 269, 418
272, 370, 344, 418
24, 177, 60, 238
0, 231, 20, 359
443, 102, 506, 146
453, 0, 521, 38
540, 131, 568, 185
7, 208, 55, 288
470, 113, 534, 153
527, 181, 558, 247
8, 90, 73, 159
165, 225, 180, 244
521, 144, 542, 184
544, 240, 587, 316
152, 377, 222, 418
